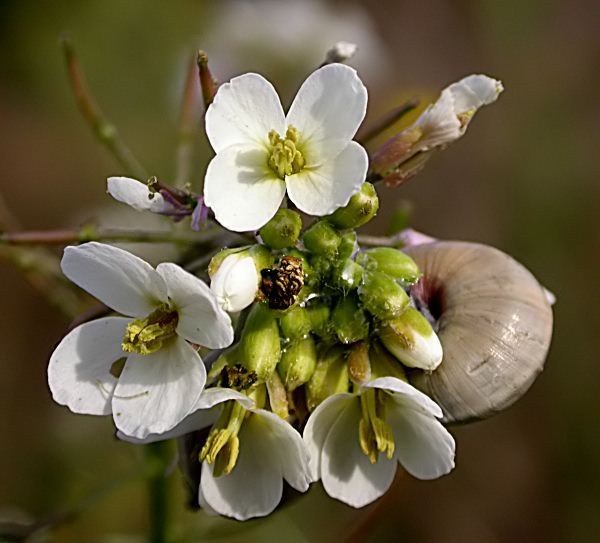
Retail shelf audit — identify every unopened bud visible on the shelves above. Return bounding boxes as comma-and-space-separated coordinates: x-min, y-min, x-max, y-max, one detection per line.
326, 182, 379, 229
302, 220, 341, 258
332, 294, 369, 344
357, 247, 421, 285
305, 299, 334, 340
239, 303, 281, 380
259, 208, 303, 249
334, 258, 364, 290
347, 340, 371, 384
278, 335, 317, 391
278, 305, 312, 339
306, 346, 349, 411
377, 307, 443, 371
359, 270, 409, 320
338, 231, 358, 260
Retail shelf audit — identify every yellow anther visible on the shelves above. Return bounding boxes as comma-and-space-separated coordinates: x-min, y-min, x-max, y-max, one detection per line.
267, 125, 305, 179
358, 389, 395, 463
121, 304, 178, 355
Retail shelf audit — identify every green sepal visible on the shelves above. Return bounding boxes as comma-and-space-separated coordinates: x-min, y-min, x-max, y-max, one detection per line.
326, 182, 379, 229
278, 305, 312, 339
302, 220, 341, 258
305, 345, 349, 412
239, 302, 281, 380
332, 293, 369, 344
359, 270, 409, 320
277, 335, 317, 391
356, 247, 421, 285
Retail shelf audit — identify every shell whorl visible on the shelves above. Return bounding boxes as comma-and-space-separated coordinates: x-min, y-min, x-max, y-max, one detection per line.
403, 241, 553, 424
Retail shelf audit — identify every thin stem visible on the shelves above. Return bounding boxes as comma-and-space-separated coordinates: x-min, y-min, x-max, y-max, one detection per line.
0, 225, 224, 246
61, 35, 148, 179
146, 441, 173, 543
357, 98, 420, 145
175, 54, 201, 188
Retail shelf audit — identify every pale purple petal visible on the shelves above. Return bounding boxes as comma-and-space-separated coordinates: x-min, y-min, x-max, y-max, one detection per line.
156, 263, 233, 348
48, 316, 128, 416
112, 337, 206, 439
204, 143, 286, 231
286, 141, 367, 216
61, 242, 167, 317
206, 73, 285, 152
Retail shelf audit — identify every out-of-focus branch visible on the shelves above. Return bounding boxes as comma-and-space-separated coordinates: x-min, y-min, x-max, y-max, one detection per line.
175, 54, 201, 189
357, 98, 420, 145
62, 35, 148, 179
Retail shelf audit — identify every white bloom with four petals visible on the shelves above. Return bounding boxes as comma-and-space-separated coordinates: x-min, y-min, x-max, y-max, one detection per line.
203, 63, 369, 232
119, 388, 312, 521
303, 376, 455, 508
48, 242, 234, 439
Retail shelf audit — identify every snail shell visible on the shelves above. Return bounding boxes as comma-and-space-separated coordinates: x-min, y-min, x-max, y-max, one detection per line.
403, 241, 553, 424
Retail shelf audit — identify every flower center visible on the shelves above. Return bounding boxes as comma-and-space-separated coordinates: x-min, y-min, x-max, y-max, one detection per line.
267, 125, 305, 179
358, 389, 395, 463
122, 303, 179, 355
200, 400, 248, 477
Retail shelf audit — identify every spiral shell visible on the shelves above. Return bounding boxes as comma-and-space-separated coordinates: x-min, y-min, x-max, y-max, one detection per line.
403, 241, 553, 424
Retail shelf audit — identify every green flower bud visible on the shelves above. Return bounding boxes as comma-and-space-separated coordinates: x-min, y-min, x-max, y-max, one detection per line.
334, 258, 364, 290
359, 270, 409, 320
377, 307, 443, 371
239, 302, 281, 380
302, 220, 341, 258
305, 346, 349, 411
305, 299, 334, 340
332, 293, 369, 344
338, 231, 358, 261
347, 340, 371, 384
326, 182, 379, 229
356, 247, 421, 285
369, 340, 407, 381
259, 208, 303, 249
278, 305, 312, 339
277, 335, 317, 391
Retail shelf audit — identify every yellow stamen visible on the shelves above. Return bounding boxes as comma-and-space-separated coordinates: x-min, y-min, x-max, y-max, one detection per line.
358, 389, 395, 463
268, 125, 305, 179
199, 400, 247, 476
122, 303, 178, 355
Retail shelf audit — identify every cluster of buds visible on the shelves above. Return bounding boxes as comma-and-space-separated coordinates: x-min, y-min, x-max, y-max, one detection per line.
207, 181, 443, 423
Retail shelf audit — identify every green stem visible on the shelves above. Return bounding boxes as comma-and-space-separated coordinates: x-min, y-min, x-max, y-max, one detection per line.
146, 441, 173, 543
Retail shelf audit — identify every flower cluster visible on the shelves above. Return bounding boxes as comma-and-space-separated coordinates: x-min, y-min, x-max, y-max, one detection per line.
49, 59, 506, 520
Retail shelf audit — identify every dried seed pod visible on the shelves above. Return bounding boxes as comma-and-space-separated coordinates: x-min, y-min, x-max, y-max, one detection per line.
404, 241, 553, 424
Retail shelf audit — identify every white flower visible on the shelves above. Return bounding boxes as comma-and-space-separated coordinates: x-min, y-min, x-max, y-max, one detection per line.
107, 176, 168, 213
203, 63, 369, 232
210, 253, 259, 312
303, 376, 455, 508
415, 74, 504, 152
119, 388, 312, 520
48, 242, 234, 439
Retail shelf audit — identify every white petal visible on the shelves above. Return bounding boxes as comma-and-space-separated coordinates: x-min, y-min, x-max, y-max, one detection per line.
415, 90, 461, 150
48, 317, 128, 416
112, 337, 206, 439
156, 263, 233, 348
303, 393, 354, 482
286, 141, 367, 216
250, 409, 310, 491
287, 64, 367, 161
117, 388, 254, 444
449, 74, 503, 114
204, 143, 286, 231
205, 73, 285, 153
107, 176, 167, 212
365, 377, 443, 418
387, 400, 456, 480
61, 242, 167, 317
210, 254, 259, 312
199, 414, 285, 520
320, 395, 397, 508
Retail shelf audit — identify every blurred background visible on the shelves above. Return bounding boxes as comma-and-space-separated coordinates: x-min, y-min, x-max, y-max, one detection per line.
1, 0, 598, 541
